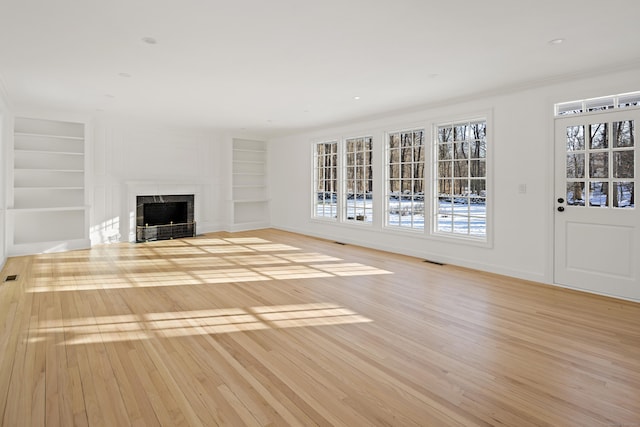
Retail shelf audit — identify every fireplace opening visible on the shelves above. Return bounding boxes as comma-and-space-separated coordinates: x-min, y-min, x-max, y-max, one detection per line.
136, 195, 195, 242
143, 202, 188, 226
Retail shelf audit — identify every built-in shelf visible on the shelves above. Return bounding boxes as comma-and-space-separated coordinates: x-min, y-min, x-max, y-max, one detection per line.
15, 149, 84, 155
9, 206, 89, 213
14, 186, 84, 190
8, 117, 89, 255
14, 132, 84, 140
231, 139, 269, 228
15, 168, 83, 172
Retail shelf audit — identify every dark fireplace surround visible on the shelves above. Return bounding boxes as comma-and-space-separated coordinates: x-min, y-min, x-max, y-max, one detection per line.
136, 194, 196, 242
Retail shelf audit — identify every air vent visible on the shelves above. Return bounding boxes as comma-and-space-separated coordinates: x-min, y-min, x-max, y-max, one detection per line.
424, 260, 445, 266
4, 275, 18, 282
334, 241, 346, 245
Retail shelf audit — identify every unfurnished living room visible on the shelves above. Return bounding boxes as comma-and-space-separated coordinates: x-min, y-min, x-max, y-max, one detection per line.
0, 1, 639, 426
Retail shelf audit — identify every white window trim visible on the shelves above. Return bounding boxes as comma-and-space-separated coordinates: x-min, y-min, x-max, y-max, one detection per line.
383, 127, 427, 232
311, 139, 339, 222
429, 112, 494, 248
342, 135, 374, 226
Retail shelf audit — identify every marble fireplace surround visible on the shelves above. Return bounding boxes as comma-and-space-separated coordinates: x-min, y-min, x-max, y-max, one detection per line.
126, 181, 202, 242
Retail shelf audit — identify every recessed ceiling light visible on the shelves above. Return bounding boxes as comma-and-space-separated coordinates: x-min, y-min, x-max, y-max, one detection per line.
428, 73, 439, 79
549, 38, 564, 45
118, 72, 132, 78
105, 94, 115, 98
354, 96, 361, 100
141, 36, 158, 45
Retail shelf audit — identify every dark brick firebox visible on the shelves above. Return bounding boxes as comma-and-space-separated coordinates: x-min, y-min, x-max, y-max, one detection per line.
136, 194, 195, 242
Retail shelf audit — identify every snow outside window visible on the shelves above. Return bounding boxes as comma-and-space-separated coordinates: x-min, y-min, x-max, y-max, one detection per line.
313, 141, 338, 220
386, 129, 426, 230
435, 119, 487, 240
344, 136, 373, 224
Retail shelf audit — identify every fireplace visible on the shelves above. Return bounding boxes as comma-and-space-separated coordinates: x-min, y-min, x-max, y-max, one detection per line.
136, 194, 196, 242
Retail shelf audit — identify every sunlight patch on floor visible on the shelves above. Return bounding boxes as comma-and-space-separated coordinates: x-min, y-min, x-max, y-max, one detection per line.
253, 266, 334, 280
192, 268, 269, 283
25, 235, 393, 294
311, 263, 393, 276
28, 303, 372, 345
201, 245, 256, 254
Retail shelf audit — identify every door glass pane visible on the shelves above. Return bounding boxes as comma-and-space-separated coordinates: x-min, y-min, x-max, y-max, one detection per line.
589, 152, 609, 178
613, 151, 634, 178
613, 182, 634, 208
567, 182, 585, 206
589, 182, 608, 207
613, 121, 634, 148
589, 123, 608, 149
567, 126, 585, 150
567, 153, 585, 178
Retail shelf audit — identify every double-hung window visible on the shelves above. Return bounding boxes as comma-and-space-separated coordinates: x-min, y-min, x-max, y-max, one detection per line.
434, 119, 487, 239
386, 128, 425, 229
313, 141, 338, 220
344, 136, 373, 223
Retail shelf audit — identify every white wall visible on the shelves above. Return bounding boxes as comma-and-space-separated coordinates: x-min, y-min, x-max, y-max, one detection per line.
268, 66, 640, 285
0, 91, 8, 268
90, 118, 229, 244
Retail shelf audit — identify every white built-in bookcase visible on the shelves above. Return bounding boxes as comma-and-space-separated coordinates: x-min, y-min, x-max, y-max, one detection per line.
231, 138, 269, 229
7, 117, 90, 255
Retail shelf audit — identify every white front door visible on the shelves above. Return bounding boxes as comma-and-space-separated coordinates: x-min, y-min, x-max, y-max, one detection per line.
554, 109, 639, 301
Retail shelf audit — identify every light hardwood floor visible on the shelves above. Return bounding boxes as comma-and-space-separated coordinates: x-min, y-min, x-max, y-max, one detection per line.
0, 229, 638, 426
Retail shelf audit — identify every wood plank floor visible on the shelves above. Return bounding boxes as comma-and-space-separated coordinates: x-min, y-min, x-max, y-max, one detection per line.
0, 229, 639, 426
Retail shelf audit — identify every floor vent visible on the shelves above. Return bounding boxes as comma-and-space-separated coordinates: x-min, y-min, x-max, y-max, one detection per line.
334, 241, 347, 245
4, 275, 18, 282
424, 260, 445, 266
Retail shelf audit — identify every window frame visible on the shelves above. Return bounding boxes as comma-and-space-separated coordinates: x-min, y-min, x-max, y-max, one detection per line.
384, 127, 427, 231
343, 135, 374, 225
312, 140, 339, 221
431, 115, 492, 246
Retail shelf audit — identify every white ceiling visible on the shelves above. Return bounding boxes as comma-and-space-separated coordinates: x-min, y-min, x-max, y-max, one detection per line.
1, 0, 639, 136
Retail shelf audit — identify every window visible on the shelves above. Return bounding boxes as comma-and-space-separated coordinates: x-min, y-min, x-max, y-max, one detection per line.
386, 129, 425, 229
344, 136, 373, 223
565, 121, 635, 208
556, 91, 640, 116
435, 119, 487, 239
313, 141, 338, 219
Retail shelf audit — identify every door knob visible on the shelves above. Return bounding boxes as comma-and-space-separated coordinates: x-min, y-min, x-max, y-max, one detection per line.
557, 197, 565, 203
557, 206, 565, 212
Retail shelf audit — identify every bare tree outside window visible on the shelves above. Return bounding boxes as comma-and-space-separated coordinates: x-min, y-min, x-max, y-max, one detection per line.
386, 129, 425, 229
436, 119, 487, 238
345, 136, 373, 223
313, 141, 338, 219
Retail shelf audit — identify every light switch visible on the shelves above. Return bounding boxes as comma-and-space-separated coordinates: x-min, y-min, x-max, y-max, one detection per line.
518, 184, 527, 194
